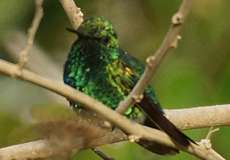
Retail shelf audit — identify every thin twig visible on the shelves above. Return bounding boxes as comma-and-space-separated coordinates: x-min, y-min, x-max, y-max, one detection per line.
206, 127, 220, 140
4, 32, 62, 80
17, 0, 44, 70
0, 59, 225, 160
59, 0, 84, 30
196, 127, 221, 159
93, 148, 114, 160
3, 31, 66, 105
116, 0, 191, 114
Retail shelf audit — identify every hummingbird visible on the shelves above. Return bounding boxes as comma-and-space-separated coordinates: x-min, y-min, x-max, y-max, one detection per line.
63, 17, 194, 154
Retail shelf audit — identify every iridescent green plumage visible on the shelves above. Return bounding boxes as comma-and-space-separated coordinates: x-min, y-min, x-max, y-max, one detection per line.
64, 17, 158, 118
64, 17, 193, 155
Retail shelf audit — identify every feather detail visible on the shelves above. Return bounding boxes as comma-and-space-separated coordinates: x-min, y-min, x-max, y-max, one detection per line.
140, 92, 195, 147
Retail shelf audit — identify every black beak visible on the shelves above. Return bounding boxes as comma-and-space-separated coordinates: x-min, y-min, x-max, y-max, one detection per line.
66, 27, 86, 38
66, 27, 78, 34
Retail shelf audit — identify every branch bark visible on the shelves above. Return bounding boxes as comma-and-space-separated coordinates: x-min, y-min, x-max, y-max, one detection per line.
0, 59, 226, 160
59, 0, 84, 30
18, 0, 44, 69
165, 105, 230, 130
116, 0, 191, 113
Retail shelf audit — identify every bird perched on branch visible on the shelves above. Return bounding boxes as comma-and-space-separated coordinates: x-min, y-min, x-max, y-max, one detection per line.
63, 17, 194, 154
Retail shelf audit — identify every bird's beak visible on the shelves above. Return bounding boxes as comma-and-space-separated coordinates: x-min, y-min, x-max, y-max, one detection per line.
66, 27, 85, 37
66, 27, 78, 34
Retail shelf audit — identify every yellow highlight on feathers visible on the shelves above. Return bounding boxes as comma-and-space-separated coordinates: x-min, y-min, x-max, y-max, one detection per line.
106, 60, 133, 96
125, 67, 133, 76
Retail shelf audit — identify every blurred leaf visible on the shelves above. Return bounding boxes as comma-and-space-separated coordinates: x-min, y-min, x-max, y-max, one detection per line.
0, 110, 22, 146
155, 58, 211, 107
31, 104, 75, 122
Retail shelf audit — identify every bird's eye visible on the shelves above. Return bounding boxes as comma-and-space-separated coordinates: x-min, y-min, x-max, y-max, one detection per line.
101, 37, 109, 44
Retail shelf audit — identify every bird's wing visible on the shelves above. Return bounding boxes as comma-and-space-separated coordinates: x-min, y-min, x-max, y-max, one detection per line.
118, 49, 194, 147
118, 49, 161, 111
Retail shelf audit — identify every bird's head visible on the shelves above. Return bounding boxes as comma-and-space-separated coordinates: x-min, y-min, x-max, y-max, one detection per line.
68, 17, 119, 48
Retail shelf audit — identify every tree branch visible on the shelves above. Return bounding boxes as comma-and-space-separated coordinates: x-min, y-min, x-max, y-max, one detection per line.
116, 0, 192, 113
4, 32, 62, 80
0, 59, 226, 160
59, 0, 84, 30
17, 0, 44, 70
165, 104, 230, 129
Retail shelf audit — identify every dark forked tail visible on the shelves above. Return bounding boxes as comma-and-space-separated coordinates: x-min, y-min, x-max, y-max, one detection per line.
139, 93, 195, 147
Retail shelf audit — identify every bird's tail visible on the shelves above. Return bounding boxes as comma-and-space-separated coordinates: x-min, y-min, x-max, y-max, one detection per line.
138, 117, 179, 155
139, 93, 195, 148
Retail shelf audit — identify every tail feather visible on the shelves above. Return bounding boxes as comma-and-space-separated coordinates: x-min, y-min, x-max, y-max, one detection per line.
138, 118, 179, 155
139, 93, 195, 147
138, 139, 179, 155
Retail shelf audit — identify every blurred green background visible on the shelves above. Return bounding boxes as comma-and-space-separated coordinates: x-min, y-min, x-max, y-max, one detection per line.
0, 0, 229, 159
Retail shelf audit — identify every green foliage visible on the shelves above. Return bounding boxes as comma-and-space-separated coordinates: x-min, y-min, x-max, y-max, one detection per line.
0, 111, 22, 146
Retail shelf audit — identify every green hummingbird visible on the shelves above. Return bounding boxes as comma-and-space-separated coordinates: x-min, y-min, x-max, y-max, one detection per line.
63, 17, 194, 154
